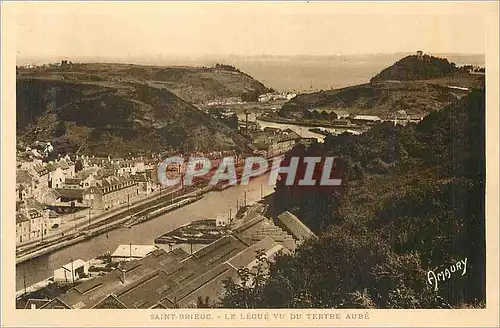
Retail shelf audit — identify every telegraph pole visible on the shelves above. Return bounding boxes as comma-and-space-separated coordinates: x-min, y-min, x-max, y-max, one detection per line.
23, 268, 27, 295
244, 109, 249, 136
260, 184, 263, 199
228, 208, 233, 229
88, 206, 91, 227
71, 258, 74, 283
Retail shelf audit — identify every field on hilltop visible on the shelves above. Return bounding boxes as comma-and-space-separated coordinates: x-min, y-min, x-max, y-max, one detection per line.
17, 62, 270, 104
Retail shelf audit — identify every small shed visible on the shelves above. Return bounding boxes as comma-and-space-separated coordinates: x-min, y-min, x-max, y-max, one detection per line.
275, 211, 317, 244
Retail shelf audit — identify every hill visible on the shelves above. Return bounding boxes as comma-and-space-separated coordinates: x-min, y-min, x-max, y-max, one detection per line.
279, 55, 485, 118
280, 81, 458, 118
16, 77, 250, 156
370, 54, 457, 82
17, 62, 271, 104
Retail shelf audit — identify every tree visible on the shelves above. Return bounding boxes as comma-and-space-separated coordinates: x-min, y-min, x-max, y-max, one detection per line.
221, 228, 392, 308
227, 113, 238, 130
350, 162, 364, 181
54, 121, 66, 137
241, 90, 259, 102
220, 250, 269, 308
371, 251, 449, 308
221, 89, 485, 309
196, 296, 213, 308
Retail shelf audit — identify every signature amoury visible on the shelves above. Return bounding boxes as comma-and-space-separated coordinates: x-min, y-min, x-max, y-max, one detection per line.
427, 257, 468, 291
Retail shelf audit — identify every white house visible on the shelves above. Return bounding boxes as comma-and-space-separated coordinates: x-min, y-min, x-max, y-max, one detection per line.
81, 174, 97, 188
49, 167, 65, 189
57, 159, 75, 178
53, 259, 89, 282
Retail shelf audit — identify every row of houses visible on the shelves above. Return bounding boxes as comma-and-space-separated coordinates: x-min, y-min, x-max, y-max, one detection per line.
16, 157, 77, 244
16, 143, 298, 246
258, 92, 297, 103
40, 174, 153, 211
303, 108, 424, 126
248, 127, 302, 157
15, 196, 63, 244
205, 97, 245, 106
16, 157, 76, 202
16, 204, 49, 244
15, 155, 161, 245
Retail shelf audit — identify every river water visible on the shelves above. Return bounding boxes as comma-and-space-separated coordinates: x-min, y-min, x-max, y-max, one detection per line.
16, 174, 276, 290
237, 113, 340, 142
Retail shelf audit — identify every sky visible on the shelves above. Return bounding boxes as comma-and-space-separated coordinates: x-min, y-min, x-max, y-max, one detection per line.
11, 2, 493, 64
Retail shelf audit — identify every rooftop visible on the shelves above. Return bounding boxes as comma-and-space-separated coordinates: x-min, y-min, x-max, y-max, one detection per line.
44, 213, 308, 309
25, 198, 45, 211
64, 178, 82, 185
45, 162, 59, 172
24, 298, 50, 309
333, 110, 349, 115
111, 245, 159, 259
54, 188, 84, 200
62, 259, 87, 271
131, 174, 148, 183
16, 213, 29, 224
352, 115, 382, 121
58, 248, 189, 309
16, 169, 33, 185
275, 211, 317, 243
34, 164, 49, 175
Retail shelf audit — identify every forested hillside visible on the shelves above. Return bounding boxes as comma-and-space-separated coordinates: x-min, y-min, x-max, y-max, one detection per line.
222, 89, 485, 308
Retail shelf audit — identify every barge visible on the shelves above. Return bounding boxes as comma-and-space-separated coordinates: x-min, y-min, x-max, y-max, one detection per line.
154, 219, 227, 245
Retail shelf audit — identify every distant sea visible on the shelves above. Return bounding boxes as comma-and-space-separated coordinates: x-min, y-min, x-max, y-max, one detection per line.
18, 53, 485, 93
206, 53, 485, 92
